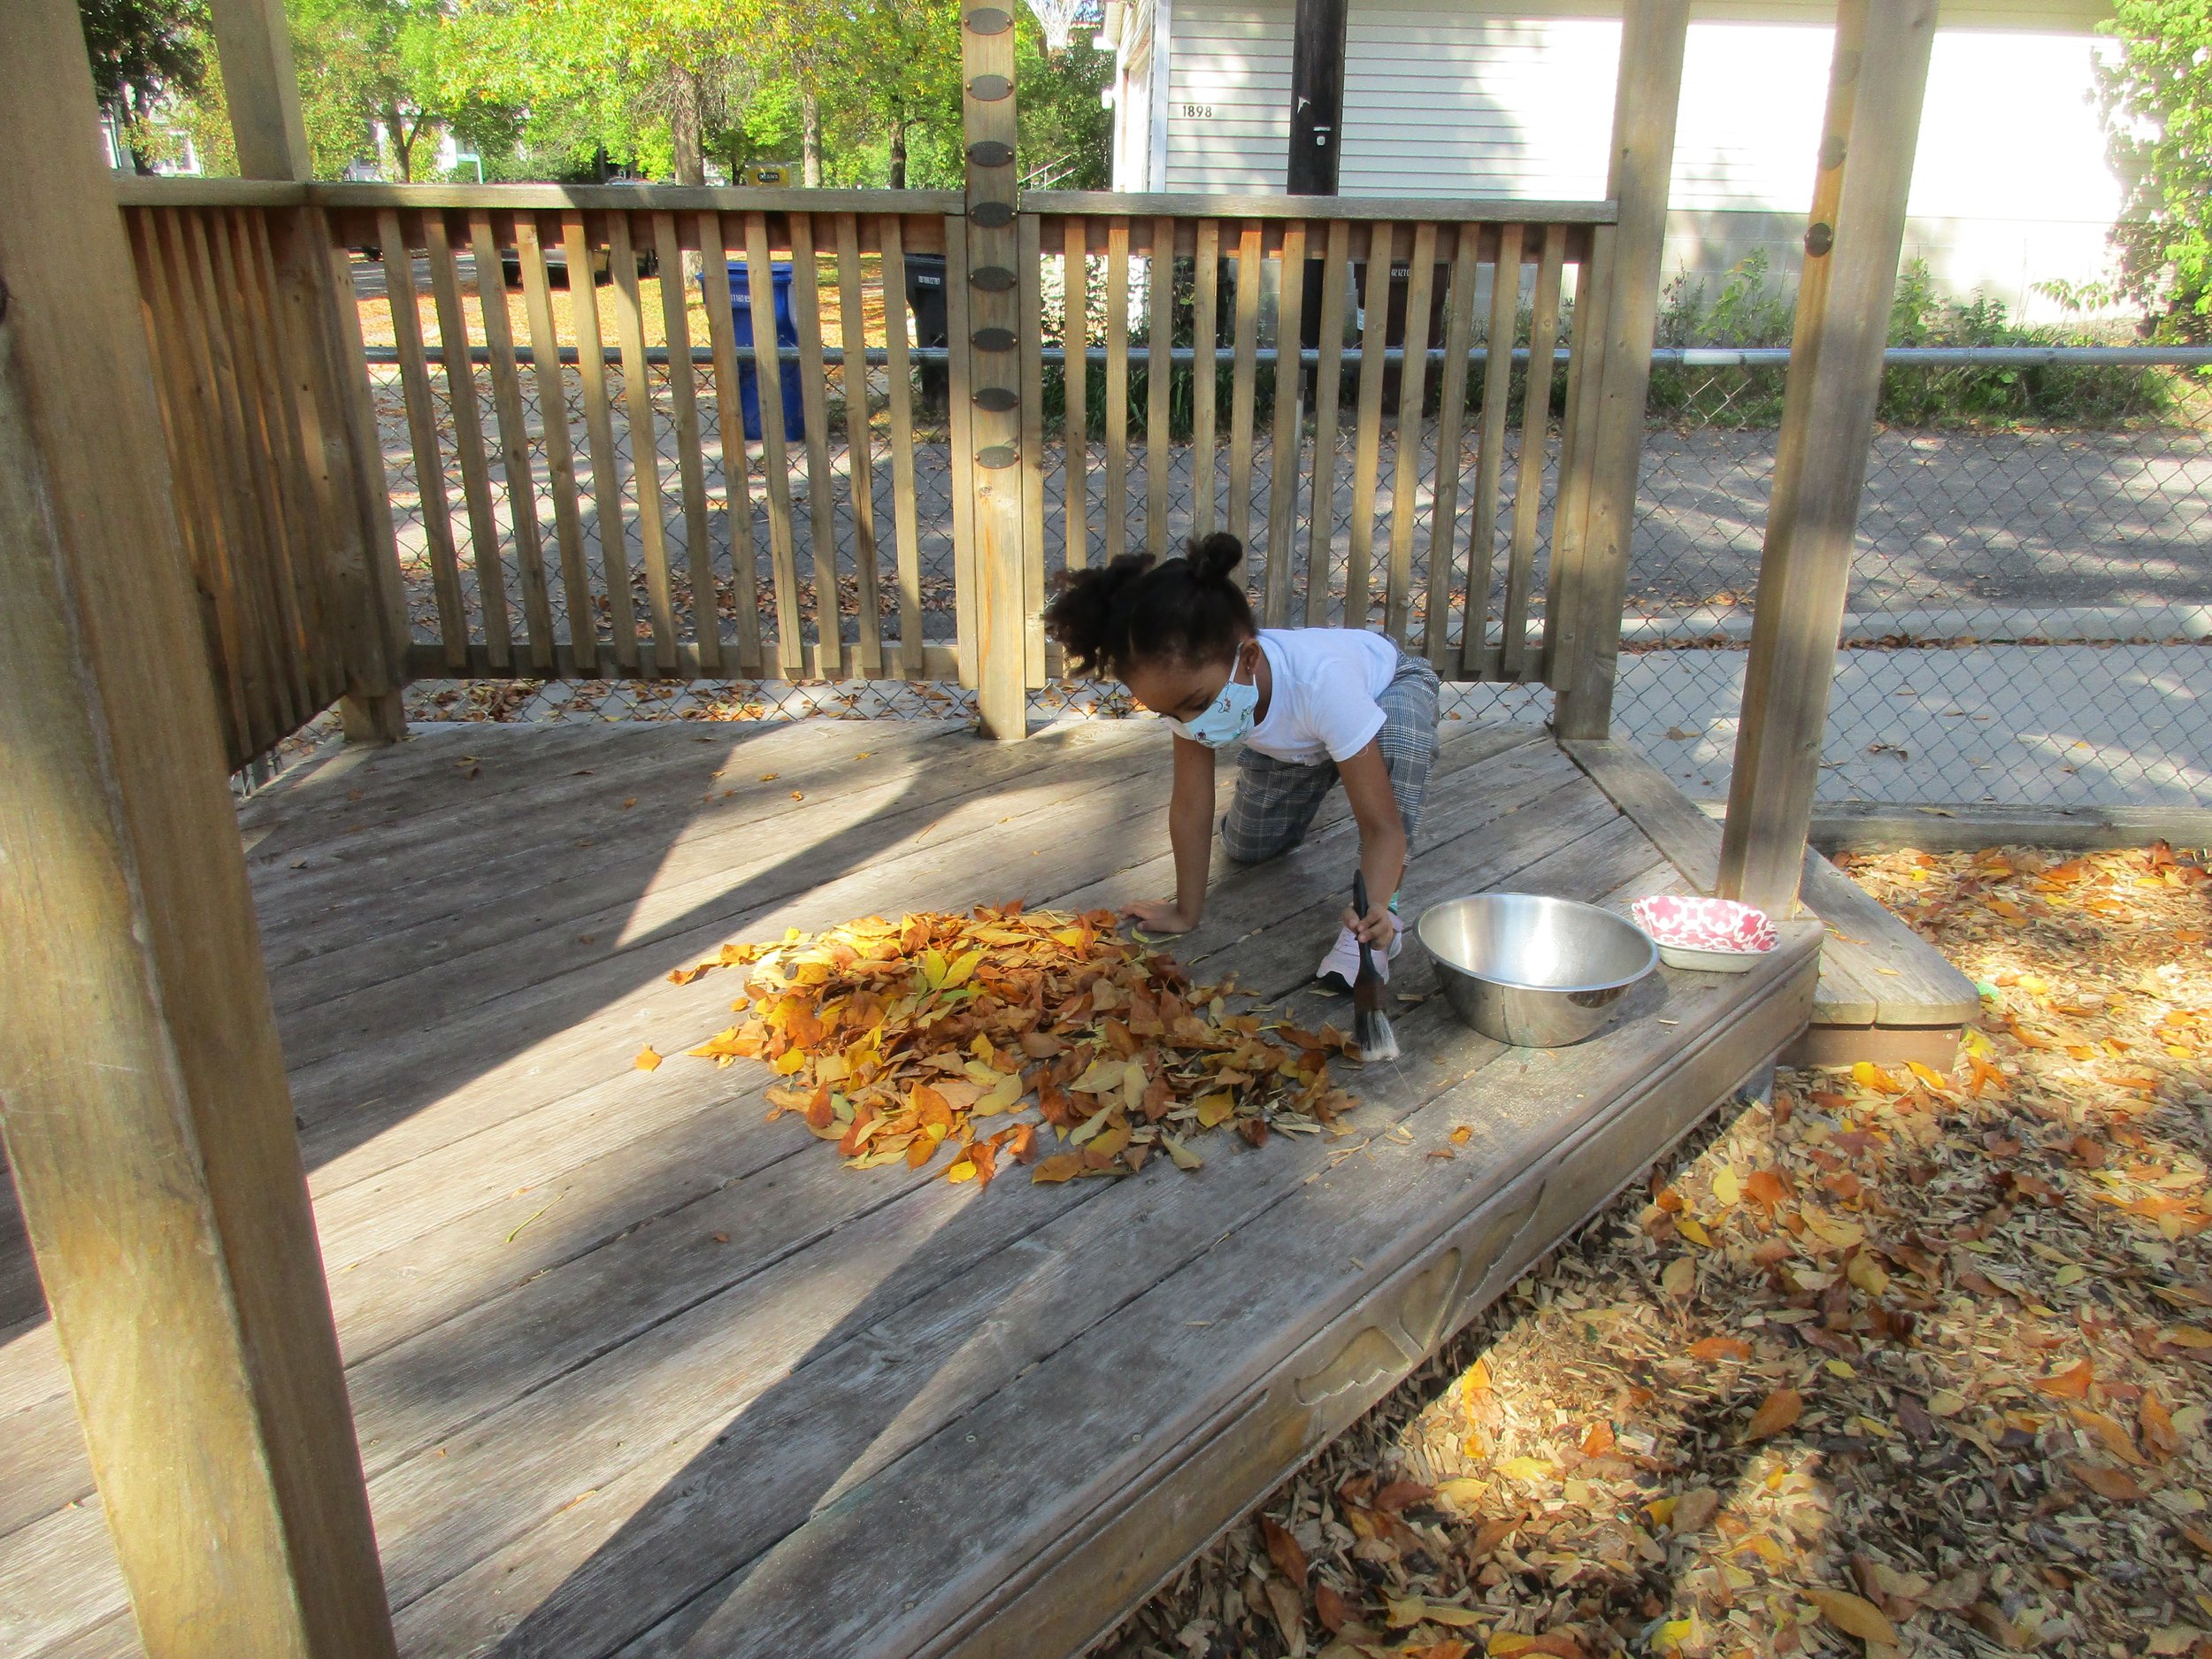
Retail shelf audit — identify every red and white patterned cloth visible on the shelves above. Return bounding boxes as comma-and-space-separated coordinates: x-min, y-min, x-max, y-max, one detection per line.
1631, 895, 1778, 955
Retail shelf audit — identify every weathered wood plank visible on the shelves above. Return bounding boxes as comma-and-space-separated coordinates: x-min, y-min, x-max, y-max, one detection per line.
744, 211, 806, 676
1061, 219, 1090, 575
655, 211, 723, 675
699, 213, 764, 675
470, 211, 556, 672
1189, 218, 1220, 536
1343, 220, 1394, 629
424, 210, 514, 667
1261, 219, 1307, 626
1383, 221, 1437, 645
516, 215, 596, 675
1225, 220, 1263, 553
1463, 222, 1522, 678
608, 212, 677, 672
789, 214, 846, 671
1305, 220, 1351, 626
881, 215, 926, 674
1423, 222, 1480, 668
565, 212, 638, 672
1502, 224, 1565, 680
836, 213, 886, 679
1104, 219, 1131, 566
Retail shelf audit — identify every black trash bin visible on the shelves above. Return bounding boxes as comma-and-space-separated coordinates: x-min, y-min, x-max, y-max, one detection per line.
1299, 257, 1452, 415
904, 253, 949, 414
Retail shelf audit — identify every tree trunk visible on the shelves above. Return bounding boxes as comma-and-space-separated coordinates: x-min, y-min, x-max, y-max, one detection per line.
670, 69, 706, 284
386, 109, 415, 184
670, 68, 706, 186
888, 115, 907, 190
802, 88, 823, 187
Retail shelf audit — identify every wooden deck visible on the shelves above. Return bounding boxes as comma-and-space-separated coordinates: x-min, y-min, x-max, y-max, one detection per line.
4, 717, 1889, 1657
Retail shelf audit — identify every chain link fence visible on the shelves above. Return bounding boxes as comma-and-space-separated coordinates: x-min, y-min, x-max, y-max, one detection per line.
356, 334, 2209, 811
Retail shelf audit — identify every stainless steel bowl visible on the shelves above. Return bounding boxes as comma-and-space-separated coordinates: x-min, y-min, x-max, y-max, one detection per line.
1417, 894, 1659, 1048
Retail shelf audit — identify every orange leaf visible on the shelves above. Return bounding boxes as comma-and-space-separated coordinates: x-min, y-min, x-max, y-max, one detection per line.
1744, 1170, 1789, 1209
1580, 1420, 1616, 1456
2071, 1459, 2146, 1501
1261, 1516, 1309, 1586
1805, 1588, 1898, 1646
1314, 1582, 1352, 1633
1373, 1479, 1433, 1512
1032, 1152, 1083, 1184
2034, 1359, 2094, 1400
1688, 1336, 1752, 1363
1744, 1387, 1802, 1441
2143, 1391, 2181, 1462
634, 1045, 664, 1071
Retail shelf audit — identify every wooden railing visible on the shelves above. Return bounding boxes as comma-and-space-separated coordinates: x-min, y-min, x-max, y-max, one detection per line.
114, 178, 1622, 755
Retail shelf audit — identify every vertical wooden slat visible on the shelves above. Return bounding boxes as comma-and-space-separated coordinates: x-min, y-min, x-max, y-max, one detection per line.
219, 210, 319, 716
699, 212, 763, 675
1262, 218, 1308, 626
379, 209, 465, 669
879, 214, 925, 677
1189, 218, 1219, 536
131, 210, 251, 753
606, 212, 676, 672
251, 210, 363, 714
945, 211, 979, 686
1383, 221, 1438, 645
469, 211, 555, 672
834, 213, 885, 678
1462, 222, 1524, 679
564, 212, 635, 673
744, 210, 805, 676
789, 213, 846, 675
1542, 223, 1612, 687
1343, 221, 1394, 631
1018, 209, 1048, 686
1502, 225, 1566, 680
1551, 0, 1693, 737
517, 215, 595, 675
1104, 219, 1131, 565
1226, 220, 1262, 553
165, 211, 272, 741
423, 211, 512, 667
1146, 217, 1174, 553
1062, 218, 1089, 573
1424, 222, 1480, 670
1304, 219, 1352, 626
651, 211, 721, 674
187, 209, 296, 741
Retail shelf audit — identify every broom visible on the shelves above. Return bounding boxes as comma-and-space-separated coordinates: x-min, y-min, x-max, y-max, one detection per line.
1349, 871, 1400, 1064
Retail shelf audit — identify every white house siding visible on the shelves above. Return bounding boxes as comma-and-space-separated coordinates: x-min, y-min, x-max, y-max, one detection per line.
1145, 0, 2126, 320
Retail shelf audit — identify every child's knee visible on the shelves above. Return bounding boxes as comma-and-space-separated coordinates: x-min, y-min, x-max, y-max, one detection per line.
1219, 810, 1297, 866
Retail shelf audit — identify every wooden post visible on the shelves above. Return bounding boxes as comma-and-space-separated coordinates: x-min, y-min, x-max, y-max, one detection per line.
1718, 0, 1936, 914
0, 3, 397, 1656
211, 0, 409, 741
1547, 0, 1690, 738
1286, 0, 1349, 196
963, 5, 1027, 739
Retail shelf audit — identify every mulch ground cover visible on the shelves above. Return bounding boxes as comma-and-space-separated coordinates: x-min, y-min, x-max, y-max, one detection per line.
1104, 841, 2212, 1659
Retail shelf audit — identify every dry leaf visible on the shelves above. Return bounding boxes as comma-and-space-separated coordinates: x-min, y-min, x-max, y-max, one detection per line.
1262, 1516, 1309, 1586
1688, 1336, 1751, 1363
634, 1046, 663, 1071
2146, 1391, 2183, 1461
1806, 1587, 1899, 1646
2070, 1459, 2146, 1501
1661, 1256, 1697, 1299
1314, 1582, 1352, 1633
1262, 1577, 1307, 1654
1032, 1152, 1083, 1184
1745, 1387, 1802, 1441
2034, 1358, 2095, 1399
1670, 1486, 1720, 1533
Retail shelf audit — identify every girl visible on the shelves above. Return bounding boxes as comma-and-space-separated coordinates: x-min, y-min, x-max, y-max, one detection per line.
1043, 531, 1440, 988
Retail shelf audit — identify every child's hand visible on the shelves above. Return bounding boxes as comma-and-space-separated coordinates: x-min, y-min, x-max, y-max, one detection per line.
1341, 902, 1398, 951
1122, 897, 1197, 935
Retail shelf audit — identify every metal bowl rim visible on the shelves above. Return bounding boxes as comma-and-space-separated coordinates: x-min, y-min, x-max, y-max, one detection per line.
1415, 893, 1660, 997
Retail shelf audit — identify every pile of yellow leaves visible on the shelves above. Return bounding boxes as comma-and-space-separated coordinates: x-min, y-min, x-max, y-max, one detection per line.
649, 903, 1359, 1185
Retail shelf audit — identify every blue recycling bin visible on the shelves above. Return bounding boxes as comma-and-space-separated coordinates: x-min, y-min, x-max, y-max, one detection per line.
710, 259, 804, 442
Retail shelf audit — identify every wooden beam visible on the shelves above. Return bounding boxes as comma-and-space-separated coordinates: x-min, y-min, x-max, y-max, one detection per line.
207, 0, 312, 181
1548, 0, 1691, 740
0, 4, 396, 1656
964, 8, 1026, 739
1719, 0, 1939, 915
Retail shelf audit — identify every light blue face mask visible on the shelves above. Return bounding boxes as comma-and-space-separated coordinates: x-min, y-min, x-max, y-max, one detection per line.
1168, 648, 1259, 749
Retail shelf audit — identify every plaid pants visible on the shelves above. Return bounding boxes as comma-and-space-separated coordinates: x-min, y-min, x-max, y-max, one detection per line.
1220, 647, 1440, 865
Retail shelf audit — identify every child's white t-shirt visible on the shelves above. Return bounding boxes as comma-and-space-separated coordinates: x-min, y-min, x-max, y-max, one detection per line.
1241, 627, 1397, 765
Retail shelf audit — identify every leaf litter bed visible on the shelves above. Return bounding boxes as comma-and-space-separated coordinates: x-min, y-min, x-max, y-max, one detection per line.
641, 903, 1360, 1186
1098, 841, 2212, 1659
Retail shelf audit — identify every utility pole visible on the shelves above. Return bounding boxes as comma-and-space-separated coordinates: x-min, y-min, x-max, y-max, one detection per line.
1286, 0, 1348, 196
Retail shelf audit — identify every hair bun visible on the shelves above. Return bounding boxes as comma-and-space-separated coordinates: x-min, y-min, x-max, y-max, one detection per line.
1184, 531, 1245, 586
1041, 553, 1154, 677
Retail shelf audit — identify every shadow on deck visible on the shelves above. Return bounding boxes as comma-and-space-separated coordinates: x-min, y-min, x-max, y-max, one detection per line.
0, 718, 1967, 1657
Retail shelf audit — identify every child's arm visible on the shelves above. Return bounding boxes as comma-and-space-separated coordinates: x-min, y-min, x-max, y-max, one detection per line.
1336, 740, 1407, 948
1121, 733, 1217, 934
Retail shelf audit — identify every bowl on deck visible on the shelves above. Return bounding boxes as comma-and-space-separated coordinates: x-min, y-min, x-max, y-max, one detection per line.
1417, 894, 1659, 1048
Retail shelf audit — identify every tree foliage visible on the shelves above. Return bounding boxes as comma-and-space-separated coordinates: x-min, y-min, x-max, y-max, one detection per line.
77, 0, 209, 167
2097, 0, 2212, 341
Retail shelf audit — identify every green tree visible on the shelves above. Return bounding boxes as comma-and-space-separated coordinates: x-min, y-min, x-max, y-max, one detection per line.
77, 0, 209, 170
2098, 0, 2212, 342
288, 0, 462, 180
